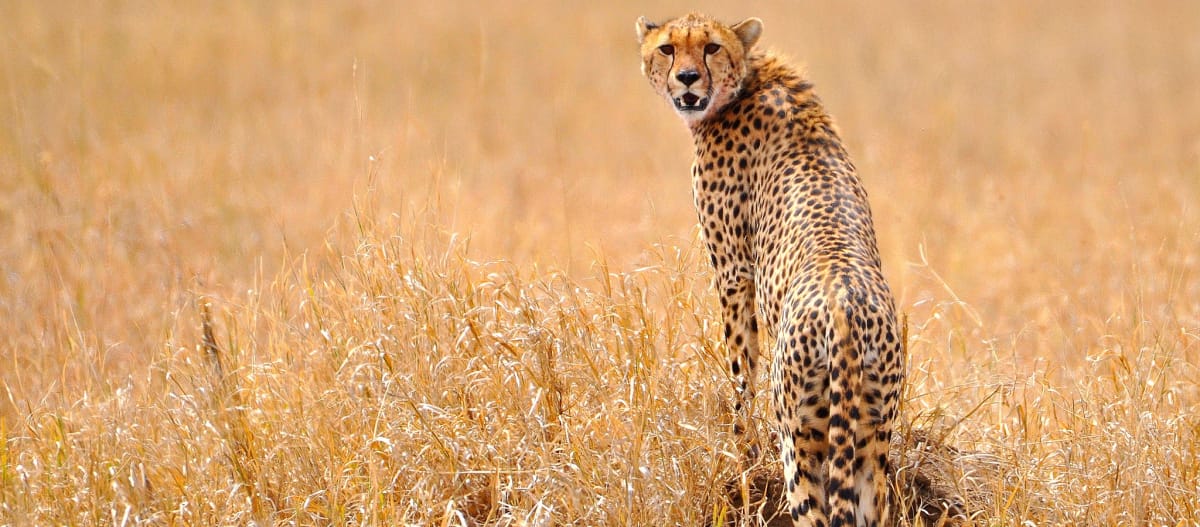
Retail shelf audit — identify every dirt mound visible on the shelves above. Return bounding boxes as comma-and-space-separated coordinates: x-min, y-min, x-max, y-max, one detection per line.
721, 429, 1001, 526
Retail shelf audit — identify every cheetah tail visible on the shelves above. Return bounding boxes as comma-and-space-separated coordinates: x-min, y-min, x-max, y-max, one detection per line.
827, 286, 862, 525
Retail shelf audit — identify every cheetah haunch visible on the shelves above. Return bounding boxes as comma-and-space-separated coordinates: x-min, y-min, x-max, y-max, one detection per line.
637, 13, 904, 527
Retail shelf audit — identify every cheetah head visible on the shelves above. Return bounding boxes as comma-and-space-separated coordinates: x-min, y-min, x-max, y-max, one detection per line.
636, 13, 762, 126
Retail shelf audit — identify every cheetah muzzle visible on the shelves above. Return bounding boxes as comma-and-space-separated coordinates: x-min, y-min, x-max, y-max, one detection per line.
675, 93, 708, 112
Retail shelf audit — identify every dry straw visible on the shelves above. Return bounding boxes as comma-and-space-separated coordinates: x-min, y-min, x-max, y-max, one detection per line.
2, 2, 1199, 525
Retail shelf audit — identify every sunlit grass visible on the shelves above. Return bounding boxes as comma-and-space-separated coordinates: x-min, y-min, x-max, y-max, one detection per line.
2, 1, 1198, 525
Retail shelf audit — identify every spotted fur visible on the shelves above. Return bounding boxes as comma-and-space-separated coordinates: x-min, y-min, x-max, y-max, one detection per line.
637, 13, 904, 527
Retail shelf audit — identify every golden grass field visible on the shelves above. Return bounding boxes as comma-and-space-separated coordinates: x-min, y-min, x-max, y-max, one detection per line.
2, 1, 1199, 525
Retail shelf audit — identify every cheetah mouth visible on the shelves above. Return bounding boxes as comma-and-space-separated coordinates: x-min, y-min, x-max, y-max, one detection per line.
674, 93, 709, 112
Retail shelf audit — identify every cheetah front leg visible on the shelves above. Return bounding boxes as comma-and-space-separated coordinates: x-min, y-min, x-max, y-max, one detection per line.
716, 272, 761, 461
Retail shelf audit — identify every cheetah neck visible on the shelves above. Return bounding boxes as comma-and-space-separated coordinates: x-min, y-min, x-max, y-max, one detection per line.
696, 52, 836, 133
741, 51, 811, 98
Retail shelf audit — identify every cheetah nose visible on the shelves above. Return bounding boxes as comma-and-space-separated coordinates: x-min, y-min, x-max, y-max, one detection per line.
676, 69, 701, 86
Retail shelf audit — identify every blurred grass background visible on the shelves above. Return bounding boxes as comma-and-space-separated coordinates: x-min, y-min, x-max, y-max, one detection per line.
1, 1, 1198, 524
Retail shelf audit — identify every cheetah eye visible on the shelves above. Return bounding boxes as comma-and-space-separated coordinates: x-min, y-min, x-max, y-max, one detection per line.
658, 44, 675, 56
704, 43, 722, 55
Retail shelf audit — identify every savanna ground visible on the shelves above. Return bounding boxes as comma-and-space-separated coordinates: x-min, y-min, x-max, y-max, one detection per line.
2, 1, 1199, 525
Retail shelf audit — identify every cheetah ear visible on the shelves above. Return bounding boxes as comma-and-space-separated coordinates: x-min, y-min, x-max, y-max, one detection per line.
636, 16, 659, 44
732, 17, 763, 49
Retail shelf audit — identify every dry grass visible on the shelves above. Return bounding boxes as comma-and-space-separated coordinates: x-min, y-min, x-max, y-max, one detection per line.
2, 1, 1199, 525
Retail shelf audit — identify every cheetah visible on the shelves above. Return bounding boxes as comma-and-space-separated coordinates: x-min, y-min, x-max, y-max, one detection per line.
637, 13, 904, 527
